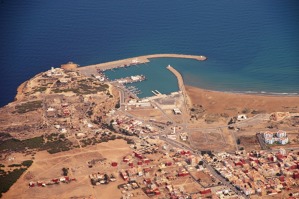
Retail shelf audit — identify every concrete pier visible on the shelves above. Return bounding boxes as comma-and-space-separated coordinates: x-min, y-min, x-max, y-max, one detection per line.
166, 65, 191, 109
77, 54, 207, 77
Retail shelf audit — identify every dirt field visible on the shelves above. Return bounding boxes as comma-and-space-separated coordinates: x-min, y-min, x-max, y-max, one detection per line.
127, 108, 163, 118
186, 85, 299, 117
190, 171, 219, 188
189, 128, 236, 152
2, 140, 132, 199
238, 135, 261, 151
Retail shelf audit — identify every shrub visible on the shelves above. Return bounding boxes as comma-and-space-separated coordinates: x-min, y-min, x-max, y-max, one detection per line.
15, 100, 42, 114
22, 160, 33, 167
0, 168, 28, 195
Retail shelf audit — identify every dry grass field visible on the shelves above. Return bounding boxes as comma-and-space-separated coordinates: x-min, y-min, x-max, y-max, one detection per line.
2, 140, 132, 199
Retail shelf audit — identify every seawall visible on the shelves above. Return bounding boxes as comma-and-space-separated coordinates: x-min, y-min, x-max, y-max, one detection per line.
166, 65, 191, 109
77, 54, 206, 77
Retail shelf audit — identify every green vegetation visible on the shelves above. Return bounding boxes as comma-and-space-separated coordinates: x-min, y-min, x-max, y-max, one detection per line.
123, 137, 135, 145
15, 100, 43, 114
33, 86, 47, 93
77, 83, 108, 94
43, 139, 73, 154
7, 161, 33, 168
0, 168, 27, 197
80, 138, 95, 147
0, 132, 12, 140
45, 133, 59, 141
62, 167, 69, 176
115, 100, 120, 109
0, 136, 44, 152
21, 160, 33, 167
8, 164, 22, 167
80, 134, 120, 147
53, 83, 108, 95
0, 160, 33, 197
0, 133, 73, 154
87, 110, 93, 116
52, 88, 79, 94
237, 138, 241, 145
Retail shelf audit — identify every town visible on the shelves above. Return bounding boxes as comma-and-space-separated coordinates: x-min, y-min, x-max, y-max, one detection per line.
0, 57, 299, 199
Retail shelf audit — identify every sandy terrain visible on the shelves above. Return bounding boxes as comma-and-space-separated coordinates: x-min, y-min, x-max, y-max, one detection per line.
2, 140, 132, 199
127, 108, 163, 118
189, 128, 236, 152
186, 85, 299, 117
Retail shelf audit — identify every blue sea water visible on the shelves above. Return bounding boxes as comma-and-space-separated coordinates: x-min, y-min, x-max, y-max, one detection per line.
1, 1, 299, 107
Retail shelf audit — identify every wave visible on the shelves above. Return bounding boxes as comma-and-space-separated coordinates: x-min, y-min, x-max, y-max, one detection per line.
229, 90, 299, 96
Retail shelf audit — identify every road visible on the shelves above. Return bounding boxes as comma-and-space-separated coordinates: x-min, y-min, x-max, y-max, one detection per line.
201, 159, 248, 198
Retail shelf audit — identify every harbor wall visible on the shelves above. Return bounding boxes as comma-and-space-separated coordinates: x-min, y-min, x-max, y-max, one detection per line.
77, 54, 207, 76
166, 65, 191, 109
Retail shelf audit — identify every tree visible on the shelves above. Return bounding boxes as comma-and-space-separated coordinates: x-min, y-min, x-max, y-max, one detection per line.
62, 168, 69, 176
237, 138, 241, 145
198, 161, 204, 165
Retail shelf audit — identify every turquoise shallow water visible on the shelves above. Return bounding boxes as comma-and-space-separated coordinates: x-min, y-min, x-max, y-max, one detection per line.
105, 56, 299, 98
104, 59, 180, 98
1, 1, 299, 106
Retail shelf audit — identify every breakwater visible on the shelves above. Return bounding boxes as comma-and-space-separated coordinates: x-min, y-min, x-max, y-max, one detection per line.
77, 54, 206, 77
166, 65, 191, 108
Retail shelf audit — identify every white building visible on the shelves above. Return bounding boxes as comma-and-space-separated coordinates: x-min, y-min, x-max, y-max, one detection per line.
276, 130, 287, 138
279, 137, 288, 145
167, 134, 177, 140
263, 131, 273, 139
237, 114, 247, 121
173, 108, 182, 115
265, 138, 274, 145
262, 130, 288, 145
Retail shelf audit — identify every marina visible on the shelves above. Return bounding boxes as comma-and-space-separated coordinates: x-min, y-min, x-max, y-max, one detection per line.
77, 55, 207, 100
127, 86, 142, 95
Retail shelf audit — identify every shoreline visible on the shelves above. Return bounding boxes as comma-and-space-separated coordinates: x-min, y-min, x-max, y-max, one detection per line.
185, 84, 299, 115
165, 65, 299, 115
166, 65, 191, 108
163, 65, 298, 100
187, 87, 299, 98
75, 54, 298, 98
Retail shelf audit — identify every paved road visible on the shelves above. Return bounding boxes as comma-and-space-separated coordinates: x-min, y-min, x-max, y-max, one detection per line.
201, 159, 248, 199
151, 101, 177, 126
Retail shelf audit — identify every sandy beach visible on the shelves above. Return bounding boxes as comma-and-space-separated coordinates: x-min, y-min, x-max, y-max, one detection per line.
186, 85, 299, 117
77, 54, 298, 118
165, 64, 299, 118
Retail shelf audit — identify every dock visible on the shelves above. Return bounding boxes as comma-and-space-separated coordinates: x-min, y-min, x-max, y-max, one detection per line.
154, 90, 162, 95
151, 90, 163, 96
152, 90, 159, 96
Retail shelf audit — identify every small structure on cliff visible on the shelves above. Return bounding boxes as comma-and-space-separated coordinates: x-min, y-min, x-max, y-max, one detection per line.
61, 62, 78, 70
